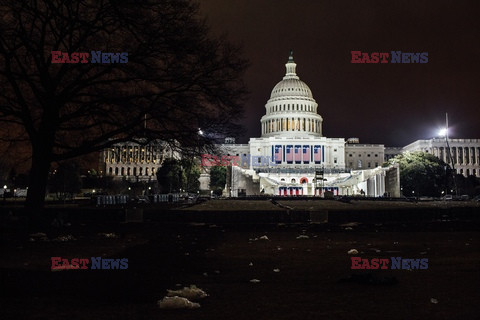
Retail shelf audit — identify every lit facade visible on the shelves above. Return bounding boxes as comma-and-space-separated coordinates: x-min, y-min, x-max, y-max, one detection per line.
402, 138, 480, 177
101, 140, 177, 181
345, 142, 385, 170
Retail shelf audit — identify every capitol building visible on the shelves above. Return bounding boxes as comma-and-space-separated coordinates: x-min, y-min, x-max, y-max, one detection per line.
212, 52, 394, 197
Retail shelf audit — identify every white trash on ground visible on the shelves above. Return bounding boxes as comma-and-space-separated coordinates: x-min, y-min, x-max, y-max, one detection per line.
296, 235, 309, 239
167, 285, 208, 300
347, 249, 359, 255
29, 232, 49, 241
250, 235, 270, 241
98, 232, 118, 238
340, 222, 360, 227
250, 279, 261, 283
157, 296, 200, 309
189, 222, 206, 227
29, 232, 47, 237
430, 298, 439, 304
52, 234, 76, 242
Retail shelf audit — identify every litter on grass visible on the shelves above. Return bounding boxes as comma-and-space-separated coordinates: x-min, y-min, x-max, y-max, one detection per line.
250, 235, 270, 241
189, 222, 206, 227
30, 232, 47, 238
296, 235, 309, 239
98, 232, 118, 239
166, 285, 208, 300
340, 222, 360, 227
52, 234, 76, 242
157, 296, 200, 309
29, 232, 49, 241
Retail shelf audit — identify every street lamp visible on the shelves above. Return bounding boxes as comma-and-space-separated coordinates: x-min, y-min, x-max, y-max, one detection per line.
438, 128, 447, 137
439, 113, 457, 196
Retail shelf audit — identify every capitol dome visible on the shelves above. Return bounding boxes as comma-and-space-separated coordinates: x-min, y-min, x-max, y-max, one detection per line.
260, 52, 323, 138
270, 78, 313, 99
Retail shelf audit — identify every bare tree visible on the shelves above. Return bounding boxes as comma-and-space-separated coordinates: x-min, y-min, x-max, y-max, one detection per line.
0, 0, 248, 210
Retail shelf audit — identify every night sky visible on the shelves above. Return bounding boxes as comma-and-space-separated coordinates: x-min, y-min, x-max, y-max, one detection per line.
199, 0, 480, 146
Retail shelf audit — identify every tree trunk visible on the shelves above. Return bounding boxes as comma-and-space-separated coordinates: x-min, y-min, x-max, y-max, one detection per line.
25, 147, 52, 213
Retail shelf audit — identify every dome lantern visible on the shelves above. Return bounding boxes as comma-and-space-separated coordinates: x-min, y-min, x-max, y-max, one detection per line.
284, 50, 299, 80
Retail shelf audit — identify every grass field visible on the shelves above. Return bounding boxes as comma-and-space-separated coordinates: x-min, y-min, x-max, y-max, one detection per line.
1, 202, 479, 319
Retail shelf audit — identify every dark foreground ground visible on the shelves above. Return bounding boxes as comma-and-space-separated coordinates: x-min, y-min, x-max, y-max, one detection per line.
1, 202, 479, 319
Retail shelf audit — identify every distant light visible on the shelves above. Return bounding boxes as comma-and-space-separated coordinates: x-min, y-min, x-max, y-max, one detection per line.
438, 128, 448, 137
198, 129, 204, 136
148, 187, 151, 190
3, 185, 6, 190
92, 189, 96, 193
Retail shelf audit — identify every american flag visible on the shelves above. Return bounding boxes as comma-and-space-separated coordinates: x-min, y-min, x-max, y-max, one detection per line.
275, 145, 282, 163
303, 145, 310, 163
295, 145, 302, 163
314, 145, 322, 163
286, 145, 293, 162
